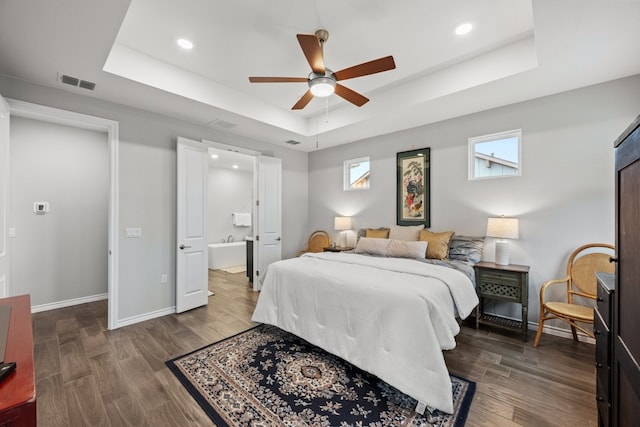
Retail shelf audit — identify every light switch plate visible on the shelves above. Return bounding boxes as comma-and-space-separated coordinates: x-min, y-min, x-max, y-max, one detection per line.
125, 228, 142, 238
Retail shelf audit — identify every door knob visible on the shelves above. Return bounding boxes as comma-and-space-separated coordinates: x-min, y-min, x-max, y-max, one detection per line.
275, 237, 281, 241
609, 257, 618, 263
179, 244, 192, 250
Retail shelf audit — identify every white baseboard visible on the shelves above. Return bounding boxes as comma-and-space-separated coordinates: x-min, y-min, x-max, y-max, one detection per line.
115, 306, 176, 329
31, 293, 108, 313
534, 321, 595, 345
481, 311, 595, 345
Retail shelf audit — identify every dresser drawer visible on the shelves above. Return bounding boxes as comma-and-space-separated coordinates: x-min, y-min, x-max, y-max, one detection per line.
594, 309, 611, 416
596, 281, 612, 327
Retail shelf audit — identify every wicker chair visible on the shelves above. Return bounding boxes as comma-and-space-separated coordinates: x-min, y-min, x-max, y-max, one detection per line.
297, 230, 331, 256
533, 243, 615, 347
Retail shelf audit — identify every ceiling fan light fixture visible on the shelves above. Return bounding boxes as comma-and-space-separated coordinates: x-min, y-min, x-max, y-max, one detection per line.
309, 76, 336, 97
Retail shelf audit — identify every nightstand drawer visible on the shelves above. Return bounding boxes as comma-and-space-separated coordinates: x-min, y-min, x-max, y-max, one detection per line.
477, 280, 522, 301
478, 269, 522, 286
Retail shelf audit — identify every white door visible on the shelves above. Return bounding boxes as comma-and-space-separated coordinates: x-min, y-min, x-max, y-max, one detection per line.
176, 137, 208, 313
0, 95, 9, 297
254, 156, 282, 290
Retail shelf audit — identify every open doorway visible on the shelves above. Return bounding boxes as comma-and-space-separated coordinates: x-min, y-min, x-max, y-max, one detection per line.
206, 146, 255, 296
6, 99, 119, 329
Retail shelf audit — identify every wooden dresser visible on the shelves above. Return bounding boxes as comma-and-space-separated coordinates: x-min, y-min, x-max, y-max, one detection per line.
0, 294, 36, 426
594, 272, 614, 427
610, 115, 640, 426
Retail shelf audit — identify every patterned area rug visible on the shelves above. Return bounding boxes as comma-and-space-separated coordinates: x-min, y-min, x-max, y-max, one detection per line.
167, 325, 475, 427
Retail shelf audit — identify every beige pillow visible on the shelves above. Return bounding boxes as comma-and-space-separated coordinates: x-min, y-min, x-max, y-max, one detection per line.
420, 230, 455, 260
354, 237, 389, 256
388, 224, 424, 241
387, 239, 428, 259
365, 228, 390, 239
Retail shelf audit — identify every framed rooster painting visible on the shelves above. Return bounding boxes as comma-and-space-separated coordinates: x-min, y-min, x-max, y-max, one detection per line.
396, 147, 430, 227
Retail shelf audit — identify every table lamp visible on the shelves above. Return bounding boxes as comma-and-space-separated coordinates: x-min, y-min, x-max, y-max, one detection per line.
334, 216, 352, 247
486, 217, 519, 265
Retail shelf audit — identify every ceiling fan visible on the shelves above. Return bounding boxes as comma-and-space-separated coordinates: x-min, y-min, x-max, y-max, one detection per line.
249, 29, 396, 110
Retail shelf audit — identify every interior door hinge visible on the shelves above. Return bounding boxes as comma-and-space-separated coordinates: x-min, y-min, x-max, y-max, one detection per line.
257, 270, 260, 276
256, 200, 260, 206
256, 235, 259, 241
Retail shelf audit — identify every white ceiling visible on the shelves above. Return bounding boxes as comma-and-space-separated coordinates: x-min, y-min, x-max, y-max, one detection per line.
1, 0, 639, 152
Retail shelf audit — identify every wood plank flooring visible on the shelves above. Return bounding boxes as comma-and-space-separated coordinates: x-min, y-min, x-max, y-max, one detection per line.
32, 270, 597, 426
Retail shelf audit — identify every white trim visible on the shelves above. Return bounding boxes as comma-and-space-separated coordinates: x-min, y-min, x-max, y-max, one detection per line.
201, 139, 260, 157
31, 293, 108, 313
7, 99, 120, 330
533, 321, 595, 345
115, 306, 176, 328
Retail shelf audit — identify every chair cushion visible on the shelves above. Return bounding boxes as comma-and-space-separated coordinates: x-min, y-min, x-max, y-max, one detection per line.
545, 302, 594, 322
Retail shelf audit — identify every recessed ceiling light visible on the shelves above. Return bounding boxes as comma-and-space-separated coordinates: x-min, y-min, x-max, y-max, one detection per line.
177, 38, 194, 49
454, 22, 474, 36
210, 154, 219, 159
232, 164, 239, 169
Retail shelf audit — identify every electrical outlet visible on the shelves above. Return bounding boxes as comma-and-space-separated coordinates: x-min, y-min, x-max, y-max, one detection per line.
161, 274, 168, 284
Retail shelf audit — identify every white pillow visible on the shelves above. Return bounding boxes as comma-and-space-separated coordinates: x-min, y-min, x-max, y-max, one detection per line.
354, 237, 389, 256
388, 224, 424, 241
387, 239, 428, 259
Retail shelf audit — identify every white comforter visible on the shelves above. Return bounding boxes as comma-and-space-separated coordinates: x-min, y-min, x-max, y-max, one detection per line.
251, 252, 479, 414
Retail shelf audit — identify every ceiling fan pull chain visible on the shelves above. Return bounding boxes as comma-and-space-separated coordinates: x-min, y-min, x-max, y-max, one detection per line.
325, 98, 330, 123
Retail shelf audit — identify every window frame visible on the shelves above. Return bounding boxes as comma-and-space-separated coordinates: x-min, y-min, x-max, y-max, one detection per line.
343, 156, 370, 191
468, 129, 522, 181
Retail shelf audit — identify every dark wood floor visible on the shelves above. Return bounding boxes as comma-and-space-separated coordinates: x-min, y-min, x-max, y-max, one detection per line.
32, 270, 597, 426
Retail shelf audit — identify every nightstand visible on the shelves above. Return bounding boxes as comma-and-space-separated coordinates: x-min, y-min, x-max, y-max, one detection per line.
474, 261, 530, 341
323, 246, 353, 252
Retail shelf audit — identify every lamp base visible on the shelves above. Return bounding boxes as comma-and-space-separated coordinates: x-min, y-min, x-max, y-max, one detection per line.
495, 241, 510, 265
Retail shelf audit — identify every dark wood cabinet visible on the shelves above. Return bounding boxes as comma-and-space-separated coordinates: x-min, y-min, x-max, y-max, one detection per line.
0, 295, 36, 426
246, 238, 253, 282
594, 272, 614, 427
610, 115, 640, 427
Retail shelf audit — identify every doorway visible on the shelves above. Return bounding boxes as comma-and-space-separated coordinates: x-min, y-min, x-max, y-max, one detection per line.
6, 99, 119, 329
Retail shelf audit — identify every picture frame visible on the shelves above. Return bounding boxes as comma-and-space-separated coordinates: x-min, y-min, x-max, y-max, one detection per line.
396, 147, 430, 227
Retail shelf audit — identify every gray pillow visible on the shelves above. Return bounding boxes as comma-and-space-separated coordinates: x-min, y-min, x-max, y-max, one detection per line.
448, 235, 485, 263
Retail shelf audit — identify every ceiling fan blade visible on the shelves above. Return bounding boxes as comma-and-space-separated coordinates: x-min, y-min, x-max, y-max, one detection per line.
292, 90, 314, 110
334, 84, 369, 107
249, 77, 308, 83
297, 34, 325, 74
334, 56, 396, 81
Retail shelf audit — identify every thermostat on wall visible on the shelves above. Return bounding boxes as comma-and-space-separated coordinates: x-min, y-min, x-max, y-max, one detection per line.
33, 202, 49, 214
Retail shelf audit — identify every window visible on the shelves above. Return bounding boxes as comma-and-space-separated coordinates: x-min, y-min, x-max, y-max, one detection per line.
468, 129, 521, 180
344, 156, 370, 190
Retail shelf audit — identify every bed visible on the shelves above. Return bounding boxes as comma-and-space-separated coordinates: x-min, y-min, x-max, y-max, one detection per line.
251, 238, 480, 415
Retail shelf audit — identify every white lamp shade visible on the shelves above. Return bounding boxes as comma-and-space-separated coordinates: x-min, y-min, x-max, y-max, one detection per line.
486, 217, 519, 239
334, 216, 352, 231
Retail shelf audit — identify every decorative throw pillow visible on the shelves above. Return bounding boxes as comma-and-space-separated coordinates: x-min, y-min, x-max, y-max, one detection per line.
388, 224, 424, 241
448, 235, 485, 263
420, 230, 455, 260
354, 237, 390, 256
387, 239, 428, 259
365, 228, 390, 239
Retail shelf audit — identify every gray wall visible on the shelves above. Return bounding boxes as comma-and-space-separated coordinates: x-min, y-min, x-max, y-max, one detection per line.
10, 116, 108, 306
208, 167, 253, 243
308, 74, 640, 333
0, 75, 309, 322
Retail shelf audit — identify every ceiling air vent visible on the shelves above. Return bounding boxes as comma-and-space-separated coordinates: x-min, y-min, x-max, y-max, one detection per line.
208, 118, 237, 130
59, 74, 96, 91
78, 80, 96, 91
285, 140, 301, 145
61, 74, 79, 87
